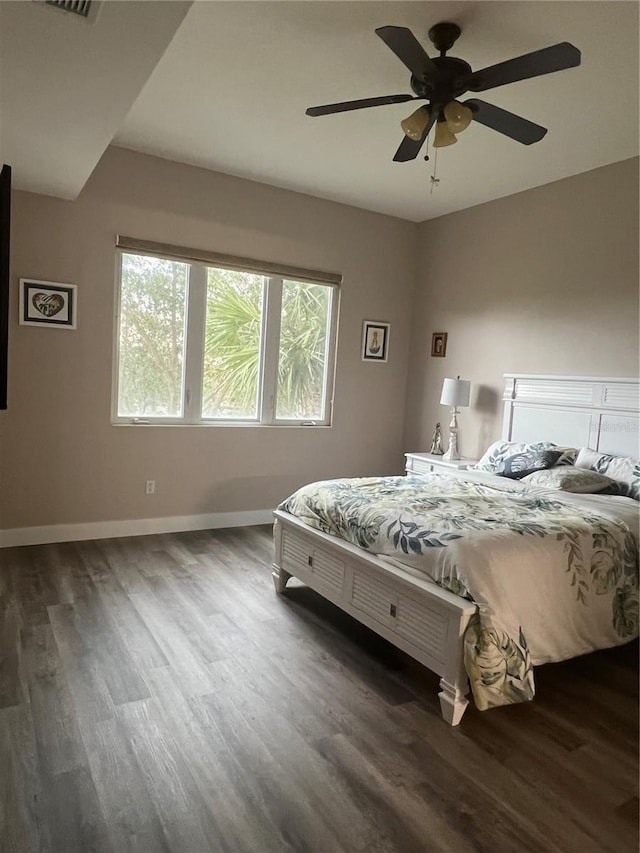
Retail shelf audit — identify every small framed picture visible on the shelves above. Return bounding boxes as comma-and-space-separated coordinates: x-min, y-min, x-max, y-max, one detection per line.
431, 331, 447, 357
20, 279, 77, 329
362, 320, 390, 362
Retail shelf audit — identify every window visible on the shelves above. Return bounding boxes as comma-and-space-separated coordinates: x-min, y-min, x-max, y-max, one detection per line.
117, 253, 188, 418
114, 250, 339, 425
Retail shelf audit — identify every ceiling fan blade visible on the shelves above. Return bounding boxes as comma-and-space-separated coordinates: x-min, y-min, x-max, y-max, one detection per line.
393, 109, 438, 161
306, 94, 418, 117
465, 99, 547, 144
375, 26, 438, 80
465, 42, 581, 93
393, 135, 425, 162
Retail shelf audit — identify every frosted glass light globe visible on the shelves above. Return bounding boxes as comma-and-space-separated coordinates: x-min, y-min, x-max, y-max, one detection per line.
433, 121, 458, 148
444, 101, 473, 133
400, 106, 431, 140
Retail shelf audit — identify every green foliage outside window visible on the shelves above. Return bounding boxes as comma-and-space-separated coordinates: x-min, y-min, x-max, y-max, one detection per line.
118, 254, 187, 417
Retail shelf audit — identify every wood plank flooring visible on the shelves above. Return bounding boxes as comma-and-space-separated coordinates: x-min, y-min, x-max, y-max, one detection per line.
0, 525, 637, 853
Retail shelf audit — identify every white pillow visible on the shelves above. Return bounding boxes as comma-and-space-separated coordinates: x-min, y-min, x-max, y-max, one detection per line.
521, 466, 617, 494
473, 440, 577, 473
575, 448, 640, 500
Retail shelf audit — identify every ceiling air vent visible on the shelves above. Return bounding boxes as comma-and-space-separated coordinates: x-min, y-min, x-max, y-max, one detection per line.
45, 0, 92, 17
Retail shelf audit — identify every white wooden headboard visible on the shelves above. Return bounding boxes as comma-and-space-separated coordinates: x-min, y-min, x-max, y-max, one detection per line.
502, 374, 640, 458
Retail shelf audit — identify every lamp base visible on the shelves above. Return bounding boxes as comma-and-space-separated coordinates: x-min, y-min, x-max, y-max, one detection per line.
443, 408, 460, 460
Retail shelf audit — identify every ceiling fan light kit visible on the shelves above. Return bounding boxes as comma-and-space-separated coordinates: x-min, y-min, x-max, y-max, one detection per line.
305, 21, 581, 163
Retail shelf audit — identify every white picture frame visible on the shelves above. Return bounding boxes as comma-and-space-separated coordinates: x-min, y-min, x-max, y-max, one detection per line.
361, 320, 390, 362
19, 278, 77, 329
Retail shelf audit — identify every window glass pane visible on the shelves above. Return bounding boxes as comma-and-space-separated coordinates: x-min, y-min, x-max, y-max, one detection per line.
117, 253, 188, 417
202, 267, 263, 419
276, 280, 332, 420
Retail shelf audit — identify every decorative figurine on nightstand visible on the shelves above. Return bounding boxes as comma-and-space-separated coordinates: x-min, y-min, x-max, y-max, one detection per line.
429, 422, 444, 455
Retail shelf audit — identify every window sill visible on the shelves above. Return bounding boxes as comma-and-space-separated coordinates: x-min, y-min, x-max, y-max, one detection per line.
111, 421, 332, 429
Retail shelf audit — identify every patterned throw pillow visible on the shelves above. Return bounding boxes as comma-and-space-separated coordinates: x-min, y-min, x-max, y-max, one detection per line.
498, 449, 563, 479
521, 466, 617, 494
473, 441, 577, 473
575, 448, 640, 500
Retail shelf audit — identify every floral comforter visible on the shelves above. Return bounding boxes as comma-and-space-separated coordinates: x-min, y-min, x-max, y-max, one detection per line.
279, 472, 639, 711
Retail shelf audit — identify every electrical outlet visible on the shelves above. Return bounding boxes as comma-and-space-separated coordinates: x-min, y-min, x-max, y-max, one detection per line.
145, 480, 156, 495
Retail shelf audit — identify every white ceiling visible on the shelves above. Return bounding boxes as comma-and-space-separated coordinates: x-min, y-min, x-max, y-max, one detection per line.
115, 1, 639, 221
0, 0, 191, 198
2, 1, 638, 221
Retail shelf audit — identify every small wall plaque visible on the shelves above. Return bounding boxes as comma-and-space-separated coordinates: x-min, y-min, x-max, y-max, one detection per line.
431, 331, 447, 357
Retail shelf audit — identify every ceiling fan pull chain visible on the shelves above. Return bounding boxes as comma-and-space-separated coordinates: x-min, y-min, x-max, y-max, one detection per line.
429, 145, 440, 194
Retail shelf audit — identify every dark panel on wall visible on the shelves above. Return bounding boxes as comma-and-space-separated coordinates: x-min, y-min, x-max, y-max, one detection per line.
0, 164, 11, 410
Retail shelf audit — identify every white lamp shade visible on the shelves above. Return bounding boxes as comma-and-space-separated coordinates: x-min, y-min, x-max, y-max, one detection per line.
440, 377, 470, 408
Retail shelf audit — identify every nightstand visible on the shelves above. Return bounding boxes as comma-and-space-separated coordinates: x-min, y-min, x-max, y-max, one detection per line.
405, 452, 478, 477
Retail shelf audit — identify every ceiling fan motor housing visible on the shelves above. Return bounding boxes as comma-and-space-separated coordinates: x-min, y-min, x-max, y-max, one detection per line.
410, 56, 472, 112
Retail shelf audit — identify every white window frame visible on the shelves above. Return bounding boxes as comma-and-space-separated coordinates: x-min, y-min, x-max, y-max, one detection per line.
112, 249, 339, 427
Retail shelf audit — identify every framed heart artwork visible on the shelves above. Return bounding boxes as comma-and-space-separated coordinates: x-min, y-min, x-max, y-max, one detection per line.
19, 279, 77, 329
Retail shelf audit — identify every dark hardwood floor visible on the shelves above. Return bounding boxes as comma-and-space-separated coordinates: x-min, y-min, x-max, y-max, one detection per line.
0, 525, 637, 853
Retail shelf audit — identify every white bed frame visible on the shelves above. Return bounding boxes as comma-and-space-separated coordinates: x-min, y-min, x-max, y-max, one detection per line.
272, 374, 639, 724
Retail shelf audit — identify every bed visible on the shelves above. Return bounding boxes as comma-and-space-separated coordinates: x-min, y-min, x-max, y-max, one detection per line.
272, 374, 639, 724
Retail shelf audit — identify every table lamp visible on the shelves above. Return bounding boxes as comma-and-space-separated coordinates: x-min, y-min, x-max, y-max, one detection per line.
440, 376, 471, 460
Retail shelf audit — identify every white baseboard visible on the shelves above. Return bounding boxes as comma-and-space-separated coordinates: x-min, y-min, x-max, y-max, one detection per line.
0, 509, 275, 548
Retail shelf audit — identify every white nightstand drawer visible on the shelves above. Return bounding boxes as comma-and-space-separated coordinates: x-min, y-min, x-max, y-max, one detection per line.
405, 452, 478, 476
406, 455, 436, 476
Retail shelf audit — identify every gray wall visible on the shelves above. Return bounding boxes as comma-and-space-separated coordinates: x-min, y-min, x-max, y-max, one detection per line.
404, 157, 639, 459
0, 147, 417, 530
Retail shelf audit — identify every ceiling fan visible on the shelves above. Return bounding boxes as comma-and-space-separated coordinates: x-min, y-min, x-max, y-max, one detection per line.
305, 23, 581, 161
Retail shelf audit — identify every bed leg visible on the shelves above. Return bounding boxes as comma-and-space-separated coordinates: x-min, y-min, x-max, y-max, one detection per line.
438, 678, 469, 726
272, 567, 291, 594
272, 517, 291, 594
